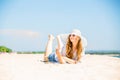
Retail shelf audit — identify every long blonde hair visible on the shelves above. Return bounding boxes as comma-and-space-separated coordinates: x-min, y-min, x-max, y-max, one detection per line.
66, 35, 83, 61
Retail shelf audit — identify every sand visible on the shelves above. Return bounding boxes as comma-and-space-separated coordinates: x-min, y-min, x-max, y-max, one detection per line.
0, 53, 120, 80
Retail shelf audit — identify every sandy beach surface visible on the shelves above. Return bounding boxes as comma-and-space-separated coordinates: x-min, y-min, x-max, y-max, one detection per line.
0, 53, 120, 80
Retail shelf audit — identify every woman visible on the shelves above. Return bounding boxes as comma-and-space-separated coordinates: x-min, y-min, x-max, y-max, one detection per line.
44, 29, 87, 64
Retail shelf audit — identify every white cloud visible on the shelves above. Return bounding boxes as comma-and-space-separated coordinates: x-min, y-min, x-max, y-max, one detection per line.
0, 29, 40, 38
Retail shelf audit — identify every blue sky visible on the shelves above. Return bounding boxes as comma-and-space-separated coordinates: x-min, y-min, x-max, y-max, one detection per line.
0, 0, 120, 51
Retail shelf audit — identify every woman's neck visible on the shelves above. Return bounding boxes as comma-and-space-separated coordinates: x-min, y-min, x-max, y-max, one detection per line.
72, 42, 78, 50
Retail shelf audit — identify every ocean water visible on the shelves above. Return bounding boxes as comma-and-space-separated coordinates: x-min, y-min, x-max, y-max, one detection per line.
113, 56, 120, 58
86, 50, 120, 58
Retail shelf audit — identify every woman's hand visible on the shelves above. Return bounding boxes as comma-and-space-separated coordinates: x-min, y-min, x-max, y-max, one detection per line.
63, 57, 77, 64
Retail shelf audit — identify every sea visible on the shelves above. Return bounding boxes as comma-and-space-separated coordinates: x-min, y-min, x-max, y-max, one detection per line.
86, 50, 120, 58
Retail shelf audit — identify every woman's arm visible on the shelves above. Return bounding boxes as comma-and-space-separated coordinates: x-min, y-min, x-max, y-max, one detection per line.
56, 48, 65, 64
56, 49, 78, 64
62, 57, 77, 64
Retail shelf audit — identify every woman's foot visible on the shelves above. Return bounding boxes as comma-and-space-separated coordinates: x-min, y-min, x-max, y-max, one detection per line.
44, 56, 49, 62
49, 34, 55, 40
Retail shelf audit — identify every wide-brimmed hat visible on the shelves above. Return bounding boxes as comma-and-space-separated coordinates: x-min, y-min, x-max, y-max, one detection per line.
70, 29, 82, 38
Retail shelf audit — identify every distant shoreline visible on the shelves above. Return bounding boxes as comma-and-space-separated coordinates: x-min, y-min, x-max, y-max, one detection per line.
85, 50, 120, 58
1, 50, 120, 58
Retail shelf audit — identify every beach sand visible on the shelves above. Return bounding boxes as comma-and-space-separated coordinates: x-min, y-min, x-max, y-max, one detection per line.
0, 53, 120, 80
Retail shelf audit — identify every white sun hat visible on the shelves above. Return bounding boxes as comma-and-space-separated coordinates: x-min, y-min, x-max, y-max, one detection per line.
70, 29, 82, 38
70, 29, 87, 47
58, 29, 87, 48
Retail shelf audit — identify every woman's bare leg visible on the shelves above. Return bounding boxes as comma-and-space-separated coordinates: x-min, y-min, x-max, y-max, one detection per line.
56, 35, 65, 63
56, 35, 64, 52
44, 34, 54, 61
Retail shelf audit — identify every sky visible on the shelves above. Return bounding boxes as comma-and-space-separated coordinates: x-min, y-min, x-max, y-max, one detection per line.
0, 0, 120, 51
